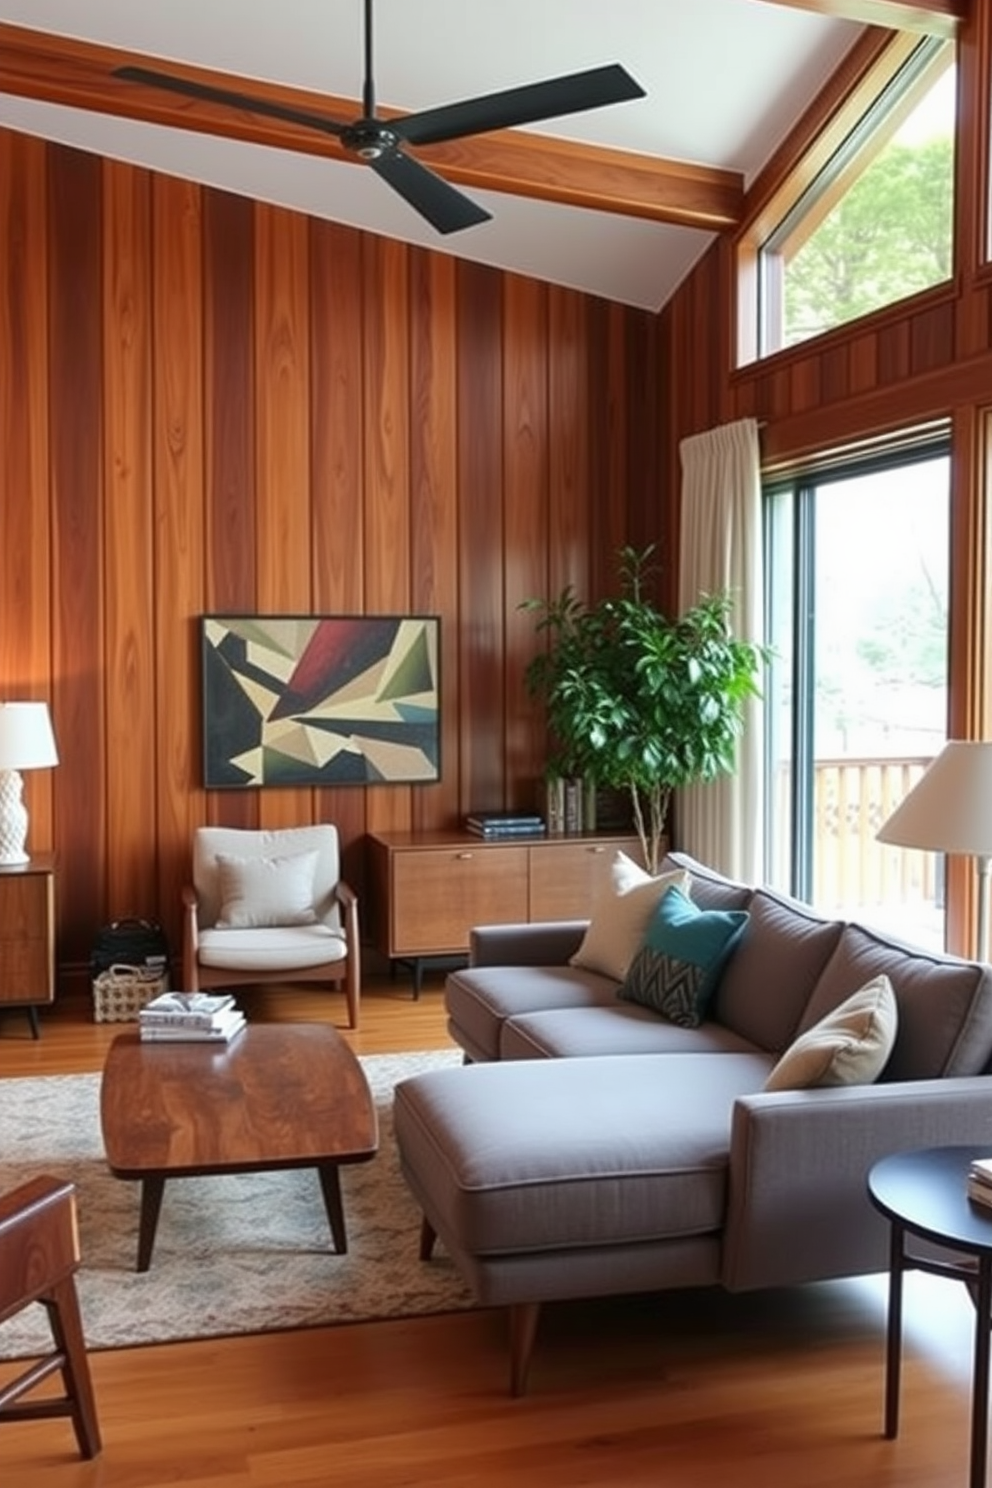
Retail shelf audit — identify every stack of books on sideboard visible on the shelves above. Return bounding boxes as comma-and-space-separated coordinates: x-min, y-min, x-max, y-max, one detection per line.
138, 991, 245, 1043
465, 811, 546, 839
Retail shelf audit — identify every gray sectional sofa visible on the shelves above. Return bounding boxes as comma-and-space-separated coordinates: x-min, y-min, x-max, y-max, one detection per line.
393, 851, 992, 1393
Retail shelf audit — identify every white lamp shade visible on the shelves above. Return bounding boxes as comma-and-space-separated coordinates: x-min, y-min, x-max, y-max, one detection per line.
876, 740, 992, 857
0, 702, 59, 770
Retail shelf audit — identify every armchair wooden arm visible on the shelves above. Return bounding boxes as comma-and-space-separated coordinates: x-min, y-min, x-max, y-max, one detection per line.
0, 1175, 101, 1458
335, 880, 361, 1029
181, 883, 199, 991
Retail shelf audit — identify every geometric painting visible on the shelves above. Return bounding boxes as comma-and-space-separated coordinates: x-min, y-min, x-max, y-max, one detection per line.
201, 614, 440, 788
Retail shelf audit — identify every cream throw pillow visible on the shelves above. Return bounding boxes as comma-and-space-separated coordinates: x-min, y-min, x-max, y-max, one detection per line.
215, 850, 319, 929
763, 974, 897, 1092
569, 852, 691, 983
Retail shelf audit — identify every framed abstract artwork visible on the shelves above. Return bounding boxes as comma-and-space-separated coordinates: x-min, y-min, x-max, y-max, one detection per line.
201, 614, 440, 788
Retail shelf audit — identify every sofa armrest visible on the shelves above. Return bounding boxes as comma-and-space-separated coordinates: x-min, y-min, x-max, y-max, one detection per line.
722, 1076, 992, 1292
469, 920, 589, 968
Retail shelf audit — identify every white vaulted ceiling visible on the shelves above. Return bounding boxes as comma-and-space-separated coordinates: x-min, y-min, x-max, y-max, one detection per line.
0, 1, 946, 310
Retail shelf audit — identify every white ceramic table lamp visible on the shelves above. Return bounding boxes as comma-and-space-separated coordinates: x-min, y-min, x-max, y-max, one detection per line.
876, 740, 992, 964
0, 702, 59, 865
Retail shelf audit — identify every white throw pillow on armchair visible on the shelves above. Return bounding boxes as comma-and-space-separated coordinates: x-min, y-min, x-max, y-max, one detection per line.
215, 849, 320, 929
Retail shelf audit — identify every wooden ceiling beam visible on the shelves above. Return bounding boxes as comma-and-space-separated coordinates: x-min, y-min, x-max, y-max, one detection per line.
763, 0, 966, 38
0, 22, 742, 230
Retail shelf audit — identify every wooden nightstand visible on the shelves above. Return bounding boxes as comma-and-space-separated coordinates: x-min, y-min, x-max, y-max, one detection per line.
0, 854, 56, 1038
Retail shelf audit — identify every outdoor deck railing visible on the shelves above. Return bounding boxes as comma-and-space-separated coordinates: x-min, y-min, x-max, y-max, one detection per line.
774, 755, 939, 913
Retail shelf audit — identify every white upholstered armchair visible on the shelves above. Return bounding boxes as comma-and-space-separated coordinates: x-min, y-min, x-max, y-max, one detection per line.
181, 824, 360, 1028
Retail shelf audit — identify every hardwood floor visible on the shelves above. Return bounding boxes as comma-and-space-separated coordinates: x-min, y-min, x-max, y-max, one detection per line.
0, 975, 979, 1486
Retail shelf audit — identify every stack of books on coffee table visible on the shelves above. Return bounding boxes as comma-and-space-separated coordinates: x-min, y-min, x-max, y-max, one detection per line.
465, 811, 545, 839
138, 991, 245, 1043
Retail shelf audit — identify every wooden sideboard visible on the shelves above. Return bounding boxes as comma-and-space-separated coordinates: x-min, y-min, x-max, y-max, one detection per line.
0, 854, 56, 1037
366, 829, 644, 995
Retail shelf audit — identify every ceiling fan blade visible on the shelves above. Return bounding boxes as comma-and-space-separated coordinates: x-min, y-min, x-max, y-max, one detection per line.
371, 150, 491, 235
113, 65, 348, 139
394, 63, 644, 148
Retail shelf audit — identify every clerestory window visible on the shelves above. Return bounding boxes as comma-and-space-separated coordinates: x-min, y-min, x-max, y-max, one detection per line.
749, 37, 955, 359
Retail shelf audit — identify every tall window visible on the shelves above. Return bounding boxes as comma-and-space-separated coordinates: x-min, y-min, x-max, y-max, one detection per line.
755, 38, 954, 356
764, 435, 950, 949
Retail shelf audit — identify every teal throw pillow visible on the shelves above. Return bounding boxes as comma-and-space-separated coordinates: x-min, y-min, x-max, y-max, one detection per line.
619, 886, 749, 1027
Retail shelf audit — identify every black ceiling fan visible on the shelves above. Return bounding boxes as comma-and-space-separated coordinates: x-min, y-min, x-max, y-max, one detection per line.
113, 0, 645, 236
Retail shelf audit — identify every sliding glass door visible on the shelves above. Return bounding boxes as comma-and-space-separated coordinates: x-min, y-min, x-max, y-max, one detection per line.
764, 437, 950, 948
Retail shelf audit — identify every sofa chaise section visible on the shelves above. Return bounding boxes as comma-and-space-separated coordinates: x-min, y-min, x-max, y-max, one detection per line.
396, 851, 992, 1394
394, 1050, 775, 1394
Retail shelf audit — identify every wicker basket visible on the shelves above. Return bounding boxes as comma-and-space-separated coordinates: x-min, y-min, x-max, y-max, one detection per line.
92, 964, 170, 1023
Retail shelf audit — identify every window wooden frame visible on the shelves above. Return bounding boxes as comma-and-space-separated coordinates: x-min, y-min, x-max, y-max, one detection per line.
737, 28, 954, 365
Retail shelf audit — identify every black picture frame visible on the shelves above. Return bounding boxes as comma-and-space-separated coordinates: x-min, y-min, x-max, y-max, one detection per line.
201, 614, 440, 789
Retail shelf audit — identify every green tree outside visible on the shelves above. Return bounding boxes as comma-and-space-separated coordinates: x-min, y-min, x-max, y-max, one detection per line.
784, 135, 953, 345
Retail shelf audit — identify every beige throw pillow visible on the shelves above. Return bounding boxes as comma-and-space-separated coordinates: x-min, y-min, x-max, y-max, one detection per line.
569, 852, 691, 983
215, 849, 319, 929
763, 973, 897, 1092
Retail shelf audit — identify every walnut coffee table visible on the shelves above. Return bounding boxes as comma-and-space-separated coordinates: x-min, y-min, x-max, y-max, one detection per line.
100, 1022, 378, 1271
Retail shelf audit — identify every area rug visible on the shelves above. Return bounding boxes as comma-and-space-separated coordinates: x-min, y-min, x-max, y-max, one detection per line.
0, 1049, 474, 1357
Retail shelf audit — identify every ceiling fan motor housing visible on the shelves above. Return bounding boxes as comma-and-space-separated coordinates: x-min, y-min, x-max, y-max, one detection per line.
343, 120, 400, 160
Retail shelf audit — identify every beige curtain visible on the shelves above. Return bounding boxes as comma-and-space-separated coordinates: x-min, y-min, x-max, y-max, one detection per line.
677, 418, 763, 880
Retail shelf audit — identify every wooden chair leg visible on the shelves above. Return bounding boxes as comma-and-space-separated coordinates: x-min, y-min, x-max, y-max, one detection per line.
509, 1302, 541, 1398
43, 1278, 102, 1458
419, 1215, 437, 1261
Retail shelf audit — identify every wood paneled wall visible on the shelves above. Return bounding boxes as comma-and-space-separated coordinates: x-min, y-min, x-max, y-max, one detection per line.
0, 131, 661, 971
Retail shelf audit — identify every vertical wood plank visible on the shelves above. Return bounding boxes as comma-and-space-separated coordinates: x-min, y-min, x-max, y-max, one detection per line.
0, 133, 54, 851
203, 188, 257, 831
877, 320, 911, 386
310, 220, 368, 874
909, 300, 956, 377
626, 310, 665, 598
820, 342, 850, 405
954, 0, 990, 357
103, 160, 157, 919
503, 273, 549, 812
153, 175, 205, 949
47, 145, 104, 960
254, 202, 312, 830
587, 299, 628, 599
408, 248, 460, 830
789, 355, 822, 414
457, 261, 504, 817
363, 235, 411, 835
548, 285, 590, 603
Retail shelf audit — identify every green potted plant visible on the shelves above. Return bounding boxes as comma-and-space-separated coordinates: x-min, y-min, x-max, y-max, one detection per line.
521, 546, 766, 872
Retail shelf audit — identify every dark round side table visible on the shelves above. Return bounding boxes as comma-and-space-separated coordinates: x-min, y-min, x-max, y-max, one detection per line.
868, 1145, 992, 1488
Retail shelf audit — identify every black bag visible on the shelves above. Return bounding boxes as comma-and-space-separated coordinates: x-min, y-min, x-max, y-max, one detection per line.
90, 918, 170, 977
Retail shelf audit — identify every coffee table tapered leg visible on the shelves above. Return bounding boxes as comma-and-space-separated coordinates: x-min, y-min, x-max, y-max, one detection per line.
317, 1165, 347, 1253
137, 1176, 165, 1272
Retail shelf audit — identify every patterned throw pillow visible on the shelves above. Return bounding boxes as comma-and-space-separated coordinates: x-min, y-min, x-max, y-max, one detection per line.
619, 885, 749, 1027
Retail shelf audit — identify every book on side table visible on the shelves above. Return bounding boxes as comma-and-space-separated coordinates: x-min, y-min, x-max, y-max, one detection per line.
966, 1155, 992, 1209
138, 991, 245, 1043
